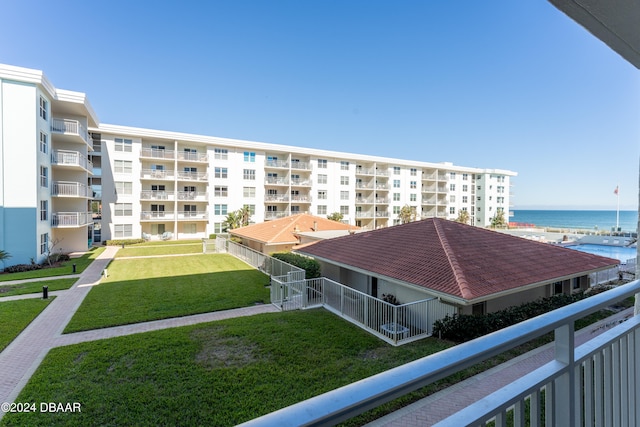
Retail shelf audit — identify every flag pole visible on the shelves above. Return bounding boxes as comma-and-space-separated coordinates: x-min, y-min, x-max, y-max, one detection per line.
616, 184, 620, 232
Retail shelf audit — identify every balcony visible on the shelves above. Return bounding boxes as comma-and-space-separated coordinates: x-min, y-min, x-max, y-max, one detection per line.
177, 191, 208, 201
51, 181, 90, 198
177, 151, 208, 162
177, 211, 208, 220
355, 197, 373, 204
355, 210, 374, 218
265, 160, 289, 169
177, 171, 208, 181
375, 210, 389, 217
51, 150, 92, 173
265, 211, 288, 220
140, 147, 175, 160
290, 178, 312, 187
356, 181, 374, 189
375, 183, 389, 190
265, 194, 289, 202
141, 190, 175, 201
265, 177, 289, 186
140, 211, 175, 221
290, 161, 311, 170
290, 195, 311, 203
51, 212, 90, 228
374, 197, 389, 204
140, 169, 175, 180
50, 118, 91, 148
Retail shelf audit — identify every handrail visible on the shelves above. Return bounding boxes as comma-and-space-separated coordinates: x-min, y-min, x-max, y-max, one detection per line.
239, 280, 640, 426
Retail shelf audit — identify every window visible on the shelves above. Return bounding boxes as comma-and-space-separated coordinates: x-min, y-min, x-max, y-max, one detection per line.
450, 207, 456, 214
114, 224, 133, 238
340, 191, 349, 200
214, 186, 228, 197
572, 277, 580, 290
244, 151, 255, 162
317, 205, 327, 215
214, 148, 228, 160
393, 166, 401, 175
340, 176, 349, 185
291, 205, 301, 213
317, 190, 327, 200
340, 161, 349, 170
40, 166, 48, 187
40, 233, 48, 254
244, 204, 256, 215
183, 223, 197, 234
115, 181, 133, 195
553, 281, 564, 295
39, 132, 48, 154
114, 160, 132, 174
114, 203, 133, 216
450, 172, 456, 179
393, 206, 400, 214
317, 174, 327, 184
393, 180, 400, 188
449, 184, 456, 191
410, 194, 417, 202
410, 168, 417, 176
243, 169, 256, 180
393, 193, 400, 201
243, 187, 256, 198
39, 96, 48, 120
462, 196, 468, 203
214, 223, 224, 233
410, 181, 417, 189
463, 185, 468, 192
214, 204, 228, 215
340, 205, 349, 215
477, 185, 482, 190
317, 159, 327, 169
114, 137, 133, 152
450, 195, 456, 203
477, 196, 482, 201
214, 167, 228, 178
40, 200, 48, 221
463, 173, 468, 181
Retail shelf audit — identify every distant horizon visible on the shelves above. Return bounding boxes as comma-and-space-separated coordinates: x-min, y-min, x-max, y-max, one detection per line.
513, 206, 638, 211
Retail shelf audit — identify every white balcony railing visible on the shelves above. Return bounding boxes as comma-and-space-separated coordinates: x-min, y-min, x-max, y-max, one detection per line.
177, 191, 207, 201
243, 281, 640, 427
140, 190, 174, 200
290, 178, 312, 186
290, 195, 311, 202
51, 212, 90, 227
50, 118, 91, 147
177, 171, 208, 181
355, 167, 375, 176
140, 147, 176, 159
265, 177, 289, 185
265, 194, 289, 202
51, 181, 90, 198
290, 161, 311, 170
355, 211, 374, 218
177, 151, 208, 162
265, 211, 288, 220
140, 169, 175, 180
177, 211, 208, 220
140, 211, 175, 220
265, 160, 289, 168
51, 150, 93, 172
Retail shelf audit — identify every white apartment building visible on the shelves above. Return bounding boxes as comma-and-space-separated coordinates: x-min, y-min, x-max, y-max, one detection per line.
0, 64, 516, 265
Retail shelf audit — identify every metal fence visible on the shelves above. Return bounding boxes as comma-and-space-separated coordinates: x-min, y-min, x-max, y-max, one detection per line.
270, 275, 456, 346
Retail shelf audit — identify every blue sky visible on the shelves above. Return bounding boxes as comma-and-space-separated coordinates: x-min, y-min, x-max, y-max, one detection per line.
2, 1, 639, 209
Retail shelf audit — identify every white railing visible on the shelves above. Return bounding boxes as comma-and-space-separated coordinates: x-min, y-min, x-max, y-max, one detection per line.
140, 190, 174, 200
590, 266, 622, 286
265, 160, 289, 168
177, 191, 207, 200
140, 169, 175, 179
240, 280, 640, 427
290, 195, 311, 202
265, 194, 289, 202
356, 181, 374, 189
177, 171, 208, 181
290, 161, 311, 170
50, 118, 91, 146
177, 151, 208, 162
140, 211, 175, 220
356, 211, 374, 218
265, 211, 288, 220
51, 212, 90, 227
51, 181, 89, 197
356, 167, 375, 175
51, 150, 92, 171
265, 177, 289, 185
140, 147, 176, 159
177, 211, 208, 220
290, 178, 312, 186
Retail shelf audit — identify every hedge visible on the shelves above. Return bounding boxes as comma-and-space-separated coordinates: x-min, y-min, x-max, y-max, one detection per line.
271, 252, 321, 279
105, 239, 146, 246
433, 293, 587, 343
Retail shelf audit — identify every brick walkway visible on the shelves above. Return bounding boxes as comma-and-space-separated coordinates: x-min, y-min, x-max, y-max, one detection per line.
365, 307, 635, 426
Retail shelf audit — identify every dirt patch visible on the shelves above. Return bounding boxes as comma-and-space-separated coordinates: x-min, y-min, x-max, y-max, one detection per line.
359, 347, 394, 361
191, 328, 265, 369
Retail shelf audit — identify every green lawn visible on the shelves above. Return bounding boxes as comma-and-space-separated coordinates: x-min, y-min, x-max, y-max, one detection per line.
1, 310, 453, 427
115, 243, 202, 258
123, 239, 201, 247
0, 247, 105, 282
0, 278, 77, 298
64, 254, 269, 333
0, 298, 54, 352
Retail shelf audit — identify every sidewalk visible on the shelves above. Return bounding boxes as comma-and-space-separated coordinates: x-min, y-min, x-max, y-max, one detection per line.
366, 307, 635, 426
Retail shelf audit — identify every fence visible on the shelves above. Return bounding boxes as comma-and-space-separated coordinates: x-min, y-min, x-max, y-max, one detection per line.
240, 280, 640, 427
270, 275, 456, 346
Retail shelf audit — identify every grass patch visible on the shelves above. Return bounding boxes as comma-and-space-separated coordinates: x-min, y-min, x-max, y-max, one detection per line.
0, 278, 77, 298
128, 239, 201, 247
0, 247, 105, 282
1, 310, 453, 427
0, 298, 54, 352
64, 254, 269, 333
115, 243, 202, 258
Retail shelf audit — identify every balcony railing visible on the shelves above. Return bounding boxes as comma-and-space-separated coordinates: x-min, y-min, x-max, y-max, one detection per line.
177, 211, 208, 220
177, 171, 208, 181
355, 167, 375, 176
51, 181, 90, 198
356, 181, 374, 189
243, 280, 640, 427
265, 194, 289, 202
51, 212, 90, 227
140, 190, 174, 200
51, 150, 92, 172
290, 161, 311, 170
177, 151, 208, 162
375, 211, 389, 217
50, 118, 91, 147
355, 197, 373, 204
265, 177, 289, 185
265, 160, 289, 168
140, 147, 176, 159
290, 195, 311, 202
374, 198, 389, 204
140, 169, 175, 180
356, 211, 374, 218
290, 178, 312, 186
265, 211, 288, 220
140, 211, 175, 220
177, 191, 207, 201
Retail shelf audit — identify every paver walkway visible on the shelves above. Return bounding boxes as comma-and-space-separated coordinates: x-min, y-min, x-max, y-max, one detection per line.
366, 307, 635, 426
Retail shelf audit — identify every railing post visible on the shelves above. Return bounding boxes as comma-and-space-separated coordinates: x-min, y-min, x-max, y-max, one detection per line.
553, 323, 575, 426
393, 305, 399, 345
340, 285, 344, 315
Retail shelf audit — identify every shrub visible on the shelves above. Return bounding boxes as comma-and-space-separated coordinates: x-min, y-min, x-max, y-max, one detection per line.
105, 239, 146, 246
208, 234, 217, 239
4, 264, 44, 273
433, 293, 587, 343
271, 252, 321, 279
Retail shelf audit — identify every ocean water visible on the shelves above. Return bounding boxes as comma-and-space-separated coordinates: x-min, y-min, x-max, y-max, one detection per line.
510, 210, 638, 233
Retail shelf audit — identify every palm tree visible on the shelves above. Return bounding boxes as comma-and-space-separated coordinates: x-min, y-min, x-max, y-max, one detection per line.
455, 209, 470, 225
327, 212, 344, 222
0, 249, 11, 270
239, 205, 251, 227
224, 211, 241, 231
398, 205, 416, 224
491, 209, 508, 228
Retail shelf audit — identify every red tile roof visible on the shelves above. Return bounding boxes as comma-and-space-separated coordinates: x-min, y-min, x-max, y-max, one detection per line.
230, 213, 356, 245
297, 218, 619, 301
